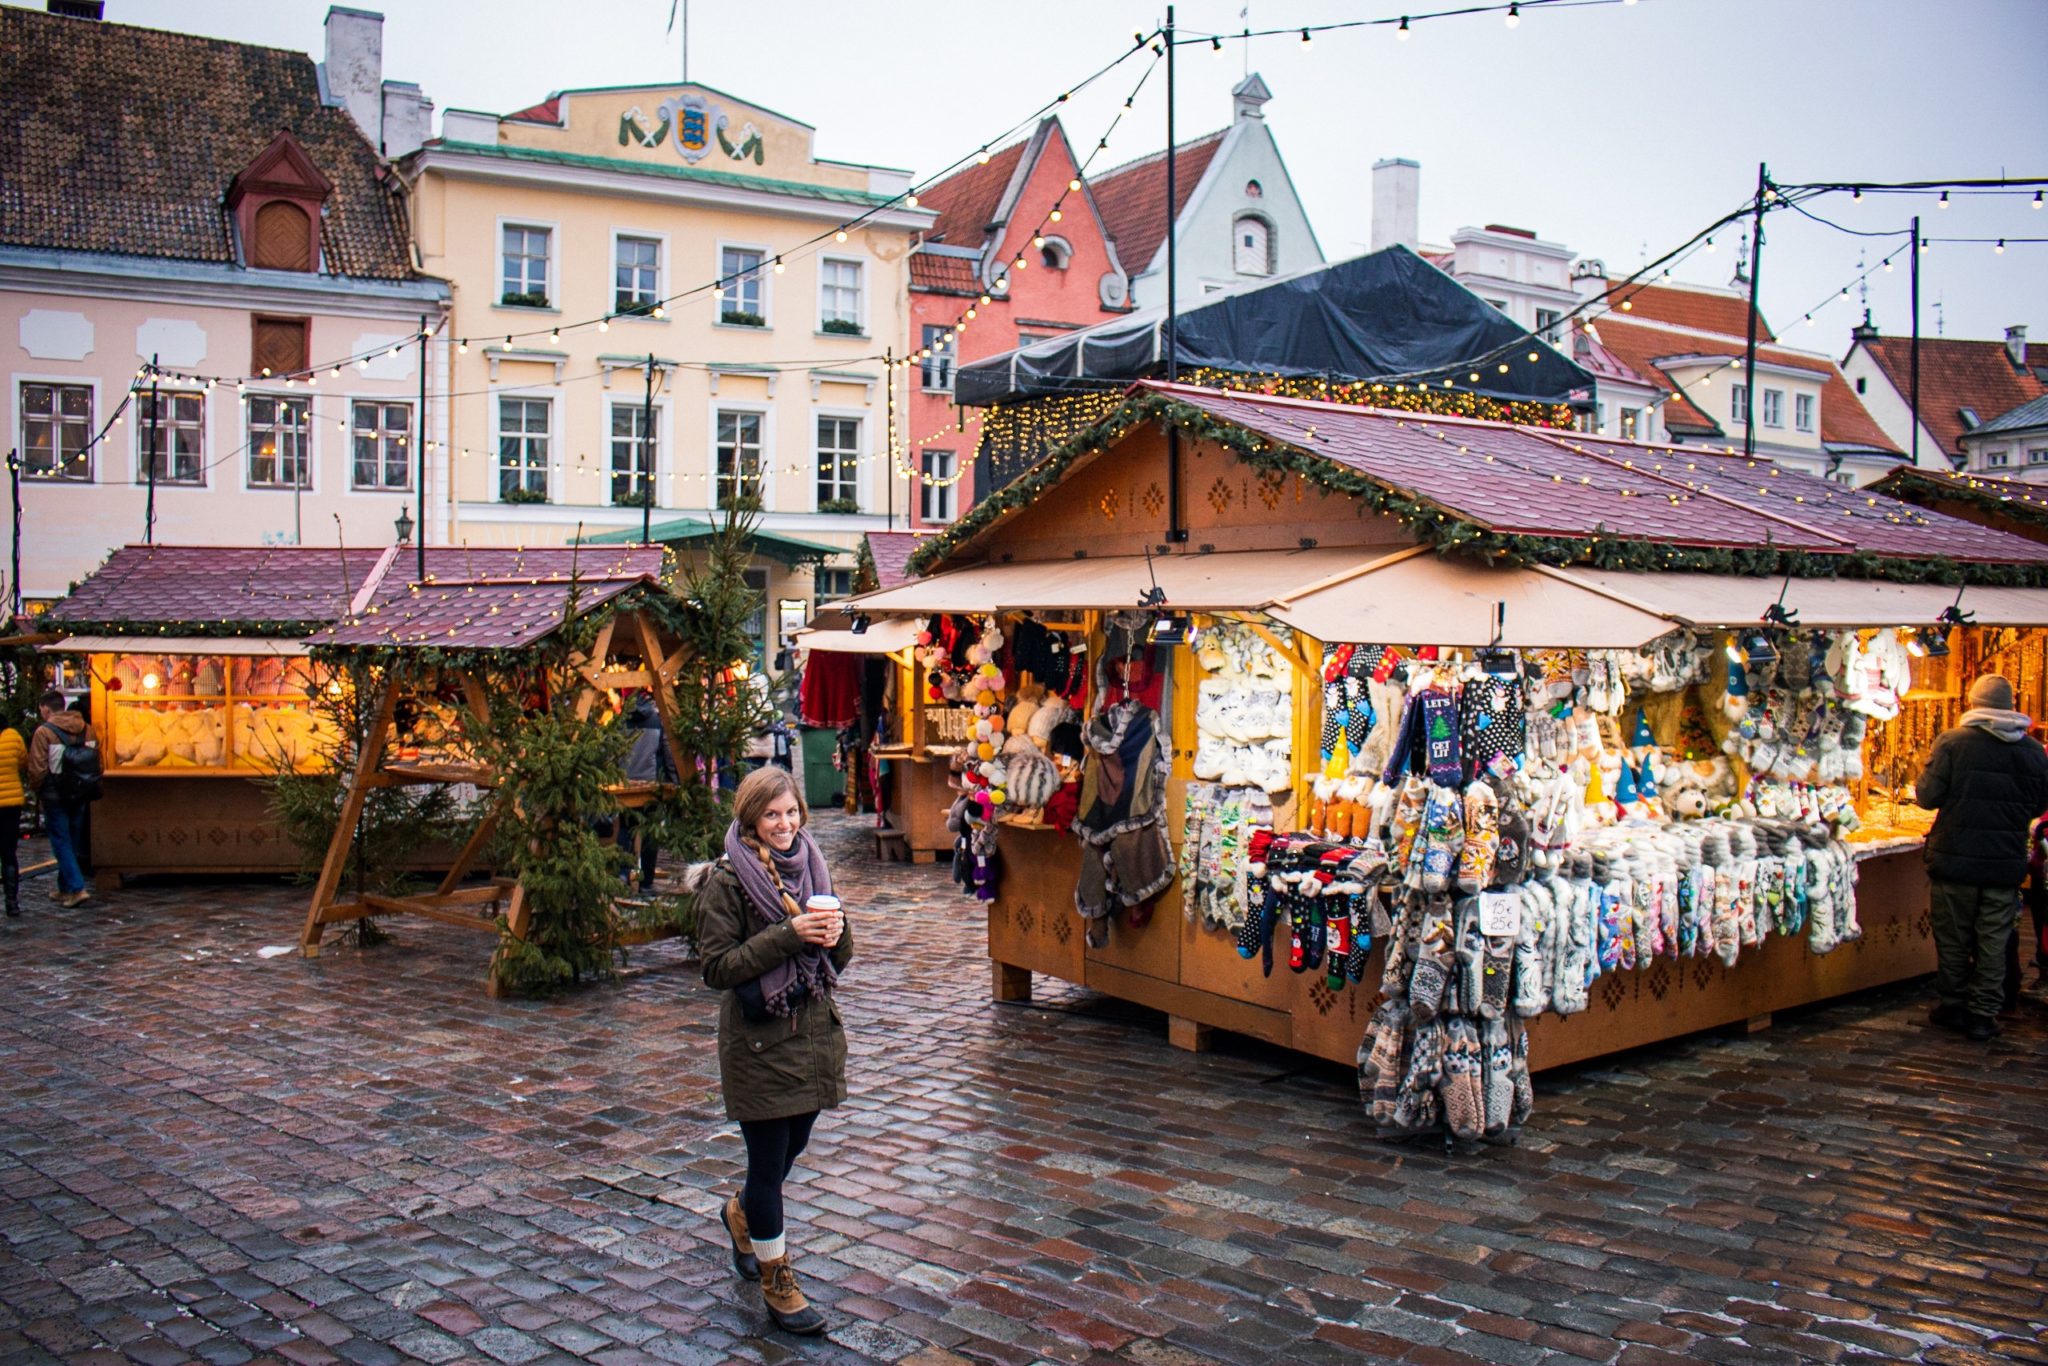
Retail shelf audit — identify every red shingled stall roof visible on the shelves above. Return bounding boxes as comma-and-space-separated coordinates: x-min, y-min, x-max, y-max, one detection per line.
311, 544, 670, 649
863, 531, 927, 591
1136, 382, 2048, 567
46, 545, 387, 629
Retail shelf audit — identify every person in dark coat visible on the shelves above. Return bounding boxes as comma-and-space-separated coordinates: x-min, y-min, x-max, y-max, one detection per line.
1914, 673, 2048, 1041
615, 692, 676, 893
682, 766, 850, 1335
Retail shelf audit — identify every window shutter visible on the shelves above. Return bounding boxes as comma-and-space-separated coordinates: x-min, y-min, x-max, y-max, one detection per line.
252, 317, 309, 377
251, 201, 313, 271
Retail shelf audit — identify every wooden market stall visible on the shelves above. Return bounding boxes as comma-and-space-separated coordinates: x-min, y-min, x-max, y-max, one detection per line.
37, 543, 669, 889
839, 380, 2048, 1082
294, 545, 680, 991
39, 544, 386, 885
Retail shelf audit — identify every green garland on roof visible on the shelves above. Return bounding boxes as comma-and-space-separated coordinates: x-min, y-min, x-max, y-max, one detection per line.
44, 619, 334, 641
908, 393, 2048, 588
1879, 470, 2048, 529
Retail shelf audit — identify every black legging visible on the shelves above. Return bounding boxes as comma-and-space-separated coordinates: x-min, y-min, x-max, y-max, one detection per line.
738, 1112, 817, 1242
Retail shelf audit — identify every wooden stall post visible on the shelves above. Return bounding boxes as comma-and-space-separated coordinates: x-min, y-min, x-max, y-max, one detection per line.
300, 674, 400, 956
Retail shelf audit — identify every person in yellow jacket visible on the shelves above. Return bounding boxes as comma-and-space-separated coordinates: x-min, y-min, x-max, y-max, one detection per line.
0, 715, 24, 916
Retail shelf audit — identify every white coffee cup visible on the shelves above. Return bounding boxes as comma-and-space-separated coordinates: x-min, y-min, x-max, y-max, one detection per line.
806, 894, 843, 936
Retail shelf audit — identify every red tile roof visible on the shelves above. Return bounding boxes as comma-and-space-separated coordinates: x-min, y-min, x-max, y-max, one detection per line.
47, 545, 389, 630
909, 251, 981, 295
1855, 335, 2048, 460
1605, 280, 1775, 342
1593, 319, 1902, 454
0, 7, 416, 279
863, 532, 927, 591
505, 95, 563, 125
1088, 129, 1227, 274
1134, 382, 2048, 566
917, 138, 1029, 247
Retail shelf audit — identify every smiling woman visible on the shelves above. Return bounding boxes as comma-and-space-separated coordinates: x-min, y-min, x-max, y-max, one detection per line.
682, 764, 852, 1336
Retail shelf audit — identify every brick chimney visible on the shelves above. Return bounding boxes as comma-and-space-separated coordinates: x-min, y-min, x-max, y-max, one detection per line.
2008, 325, 2029, 369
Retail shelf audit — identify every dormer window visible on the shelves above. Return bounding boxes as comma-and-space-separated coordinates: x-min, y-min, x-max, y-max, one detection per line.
1245, 178, 1264, 198
1233, 213, 1273, 276
1959, 407, 1981, 431
226, 131, 332, 274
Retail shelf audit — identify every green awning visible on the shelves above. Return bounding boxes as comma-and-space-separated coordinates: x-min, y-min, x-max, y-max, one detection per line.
580, 518, 845, 567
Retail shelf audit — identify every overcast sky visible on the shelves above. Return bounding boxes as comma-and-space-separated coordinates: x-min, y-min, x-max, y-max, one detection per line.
48, 0, 2048, 353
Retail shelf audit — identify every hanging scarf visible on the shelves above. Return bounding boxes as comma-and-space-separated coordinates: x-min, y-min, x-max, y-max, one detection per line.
723, 822, 838, 1017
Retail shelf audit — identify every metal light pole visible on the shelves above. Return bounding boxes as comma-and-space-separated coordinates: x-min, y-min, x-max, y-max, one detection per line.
1739, 164, 1766, 461
144, 355, 160, 544
1910, 215, 1922, 468
416, 316, 428, 581
643, 354, 657, 543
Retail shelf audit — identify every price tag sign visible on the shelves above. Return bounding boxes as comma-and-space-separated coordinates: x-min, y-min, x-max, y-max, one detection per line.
1479, 889, 1521, 937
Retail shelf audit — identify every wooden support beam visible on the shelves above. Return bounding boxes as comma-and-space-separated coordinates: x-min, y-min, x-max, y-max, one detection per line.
1168, 1015, 1215, 1052
585, 669, 654, 691
992, 961, 1033, 1003
301, 677, 400, 957
504, 882, 531, 941
436, 796, 504, 896
361, 893, 506, 933
458, 672, 492, 728
633, 613, 693, 788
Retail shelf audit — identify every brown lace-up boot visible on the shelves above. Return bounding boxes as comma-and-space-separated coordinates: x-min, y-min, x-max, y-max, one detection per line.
720, 1197, 760, 1281
759, 1254, 825, 1335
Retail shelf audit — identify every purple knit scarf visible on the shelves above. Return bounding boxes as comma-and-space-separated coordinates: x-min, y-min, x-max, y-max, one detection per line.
724, 821, 838, 1016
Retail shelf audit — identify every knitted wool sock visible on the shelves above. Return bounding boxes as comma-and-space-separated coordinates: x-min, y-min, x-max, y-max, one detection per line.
1417, 688, 1463, 787
1361, 998, 1411, 1126
1713, 867, 1740, 966
1440, 1018, 1485, 1142
1456, 781, 1500, 893
1481, 1017, 1515, 1137
1346, 901, 1372, 983
1513, 882, 1550, 1018
1408, 950, 1451, 1022
1509, 1024, 1534, 1127
1394, 1018, 1446, 1133
1390, 775, 1429, 878
1419, 784, 1465, 894
1481, 934, 1516, 1020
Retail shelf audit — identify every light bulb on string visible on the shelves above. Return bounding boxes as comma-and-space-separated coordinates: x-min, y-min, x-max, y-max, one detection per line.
1996, 239, 2006, 254
835, 229, 848, 242
1396, 16, 1410, 39
2034, 191, 2043, 209
1212, 35, 1223, 52
906, 193, 919, 209
976, 147, 991, 165
1938, 190, 1949, 208
550, 327, 560, 343
1504, 3, 1519, 27
1301, 26, 1312, 42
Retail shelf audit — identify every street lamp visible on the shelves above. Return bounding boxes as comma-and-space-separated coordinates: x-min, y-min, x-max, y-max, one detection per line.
394, 506, 415, 544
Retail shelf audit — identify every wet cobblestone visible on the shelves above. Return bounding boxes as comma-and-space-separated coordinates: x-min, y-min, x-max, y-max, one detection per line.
1, 812, 2044, 1364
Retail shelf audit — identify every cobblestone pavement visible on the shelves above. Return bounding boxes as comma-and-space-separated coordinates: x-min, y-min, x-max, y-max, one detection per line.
2, 812, 2045, 1366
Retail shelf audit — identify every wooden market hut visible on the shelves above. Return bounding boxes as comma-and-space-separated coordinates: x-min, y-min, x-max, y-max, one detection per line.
39, 544, 388, 885
294, 544, 679, 986
839, 379, 2048, 1073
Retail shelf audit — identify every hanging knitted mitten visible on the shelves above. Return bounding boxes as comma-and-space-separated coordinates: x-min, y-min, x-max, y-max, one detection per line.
1457, 780, 1500, 894
1440, 1018, 1486, 1142
1509, 1023, 1535, 1127
1481, 1016, 1516, 1138
1419, 783, 1465, 894
1407, 895, 1456, 1021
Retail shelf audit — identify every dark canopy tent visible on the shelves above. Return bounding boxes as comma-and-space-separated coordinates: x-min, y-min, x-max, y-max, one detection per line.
955, 244, 1596, 408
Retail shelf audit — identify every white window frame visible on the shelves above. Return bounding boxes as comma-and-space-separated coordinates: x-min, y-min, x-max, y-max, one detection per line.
813, 409, 864, 510
717, 240, 772, 327
607, 398, 664, 507
1985, 446, 2010, 469
349, 397, 414, 492
1761, 388, 1784, 429
920, 447, 957, 523
1619, 406, 1642, 441
1731, 383, 1750, 426
2030, 447, 2048, 467
1794, 392, 1816, 433
492, 392, 558, 501
496, 216, 559, 310
242, 391, 315, 493
135, 384, 208, 487
14, 373, 101, 483
920, 323, 956, 392
817, 254, 867, 335
710, 402, 773, 512
610, 229, 667, 318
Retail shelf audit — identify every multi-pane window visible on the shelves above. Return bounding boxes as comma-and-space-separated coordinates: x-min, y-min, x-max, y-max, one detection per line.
720, 247, 766, 323
1619, 407, 1642, 441
352, 401, 412, 490
820, 259, 863, 331
1794, 393, 1815, 433
610, 403, 658, 505
1535, 309, 1563, 343
501, 225, 550, 306
716, 410, 764, 508
742, 568, 769, 664
815, 567, 855, 600
921, 448, 957, 523
816, 416, 860, 508
1986, 448, 2011, 469
616, 236, 660, 314
246, 395, 310, 489
2029, 448, 2048, 466
20, 382, 93, 480
1761, 389, 1784, 428
137, 391, 204, 484
1731, 383, 1750, 425
498, 397, 551, 498
921, 324, 955, 391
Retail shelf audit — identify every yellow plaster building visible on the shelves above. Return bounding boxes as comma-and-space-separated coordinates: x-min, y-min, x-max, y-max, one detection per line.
403, 82, 931, 664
